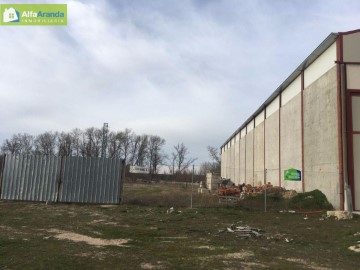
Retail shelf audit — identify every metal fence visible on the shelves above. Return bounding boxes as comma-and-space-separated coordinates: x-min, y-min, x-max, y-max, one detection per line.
0, 154, 124, 204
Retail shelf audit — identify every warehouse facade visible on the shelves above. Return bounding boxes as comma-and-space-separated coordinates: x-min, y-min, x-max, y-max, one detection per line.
221, 29, 360, 211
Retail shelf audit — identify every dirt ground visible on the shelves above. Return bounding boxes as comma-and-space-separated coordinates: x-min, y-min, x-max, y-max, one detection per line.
0, 182, 359, 269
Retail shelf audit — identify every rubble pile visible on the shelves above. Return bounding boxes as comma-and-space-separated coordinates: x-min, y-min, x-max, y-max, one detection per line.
218, 182, 286, 198
218, 224, 263, 238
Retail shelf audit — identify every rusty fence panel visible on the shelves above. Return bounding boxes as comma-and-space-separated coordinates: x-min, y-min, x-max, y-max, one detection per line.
0, 155, 60, 202
59, 156, 122, 204
0, 155, 123, 204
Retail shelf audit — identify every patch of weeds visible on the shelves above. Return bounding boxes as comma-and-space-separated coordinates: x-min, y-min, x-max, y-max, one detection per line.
288, 189, 333, 210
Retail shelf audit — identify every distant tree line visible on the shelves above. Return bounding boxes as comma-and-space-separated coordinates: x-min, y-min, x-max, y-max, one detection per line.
0, 127, 201, 175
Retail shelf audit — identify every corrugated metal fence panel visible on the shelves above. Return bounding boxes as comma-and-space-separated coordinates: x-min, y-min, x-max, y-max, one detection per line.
0, 155, 5, 196
1, 155, 59, 201
59, 156, 122, 204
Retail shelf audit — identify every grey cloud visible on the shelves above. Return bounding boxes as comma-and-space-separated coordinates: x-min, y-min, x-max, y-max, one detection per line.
1, 0, 360, 164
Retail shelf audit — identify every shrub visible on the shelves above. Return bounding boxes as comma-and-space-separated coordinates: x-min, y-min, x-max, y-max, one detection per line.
288, 189, 333, 210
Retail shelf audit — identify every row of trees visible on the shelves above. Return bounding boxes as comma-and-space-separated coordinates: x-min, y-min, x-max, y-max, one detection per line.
0, 127, 206, 174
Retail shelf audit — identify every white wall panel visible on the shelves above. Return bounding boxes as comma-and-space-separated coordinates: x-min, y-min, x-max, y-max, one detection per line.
247, 120, 254, 132
255, 110, 265, 127
240, 128, 246, 138
304, 42, 336, 88
343, 32, 360, 62
347, 65, 360, 89
281, 75, 301, 106
352, 96, 360, 132
230, 141, 235, 182
266, 96, 279, 118
354, 135, 360, 210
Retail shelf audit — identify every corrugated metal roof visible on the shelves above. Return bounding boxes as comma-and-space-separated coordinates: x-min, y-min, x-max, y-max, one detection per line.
221, 32, 339, 149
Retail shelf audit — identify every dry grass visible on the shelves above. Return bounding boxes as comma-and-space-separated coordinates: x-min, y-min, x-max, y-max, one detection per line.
0, 182, 359, 269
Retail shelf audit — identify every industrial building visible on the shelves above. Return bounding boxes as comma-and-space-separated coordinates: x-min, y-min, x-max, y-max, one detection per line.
220, 29, 360, 211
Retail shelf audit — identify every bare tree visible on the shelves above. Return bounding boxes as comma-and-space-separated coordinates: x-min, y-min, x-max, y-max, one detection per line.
1, 133, 34, 155
71, 128, 83, 156
118, 128, 133, 163
34, 131, 57, 155
106, 128, 133, 162
165, 152, 177, 175
57, 132, 73, 156
199, 161, 219, 175
79, 127, 102, 157
129, 134, 148, 166
203, 145, 221, 174
207, 146, 221, 165
148, 135, 165, 174
172, 143, 197, 174
107, 131, 119, 158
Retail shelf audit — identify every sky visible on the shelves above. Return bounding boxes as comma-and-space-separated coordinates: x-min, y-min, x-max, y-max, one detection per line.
0, 0, 360, 165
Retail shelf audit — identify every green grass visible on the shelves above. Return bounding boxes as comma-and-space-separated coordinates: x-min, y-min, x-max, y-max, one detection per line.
0, 182, 359, 269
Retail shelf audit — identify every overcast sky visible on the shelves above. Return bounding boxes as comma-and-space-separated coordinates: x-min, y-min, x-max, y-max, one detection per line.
0, 0, 359, 164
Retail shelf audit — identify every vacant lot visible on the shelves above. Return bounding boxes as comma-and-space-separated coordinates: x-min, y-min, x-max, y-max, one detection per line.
0, 182, 359, 269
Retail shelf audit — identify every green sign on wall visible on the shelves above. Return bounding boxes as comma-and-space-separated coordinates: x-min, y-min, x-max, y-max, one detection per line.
284, 168, 302, 181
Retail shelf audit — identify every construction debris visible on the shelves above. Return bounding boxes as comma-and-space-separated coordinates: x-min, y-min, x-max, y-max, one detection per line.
348, 244, 360, 253
279, 210, 296, 213
218, 181, 286, 198
327, 211, 353, 220
218, 224, 263, 238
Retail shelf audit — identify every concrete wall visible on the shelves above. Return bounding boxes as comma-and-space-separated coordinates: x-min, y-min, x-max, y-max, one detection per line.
304, 66, 339, 208
280, 93, 302, 191
227, 143, 231, 178
220, 33, 346, 209
230, 138, 235, 182
265, 111, 279, 185
253, 122, 265, 186
221, 148, 225, 178
221, 147, 226, 178
239, 137, 246, 183
234, 134, 240, 185
245, 130, 254, 185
